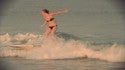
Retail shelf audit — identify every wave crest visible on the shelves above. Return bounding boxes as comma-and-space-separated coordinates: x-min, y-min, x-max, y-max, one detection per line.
0, 33, 125, 62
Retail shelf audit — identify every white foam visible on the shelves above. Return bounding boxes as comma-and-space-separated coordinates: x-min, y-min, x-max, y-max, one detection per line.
0, 33, 125, 62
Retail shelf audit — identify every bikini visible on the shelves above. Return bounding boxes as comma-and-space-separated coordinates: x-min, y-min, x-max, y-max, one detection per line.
46, 18, 55, 22
46, 18, 57, 29
49, 25, 57, 29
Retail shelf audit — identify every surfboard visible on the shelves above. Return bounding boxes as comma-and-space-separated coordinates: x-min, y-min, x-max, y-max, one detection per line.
10, 45, 34, 50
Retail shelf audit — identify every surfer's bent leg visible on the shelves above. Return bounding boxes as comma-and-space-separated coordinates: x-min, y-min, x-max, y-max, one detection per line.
44, 27, 51, 37
50, 26, 57, 37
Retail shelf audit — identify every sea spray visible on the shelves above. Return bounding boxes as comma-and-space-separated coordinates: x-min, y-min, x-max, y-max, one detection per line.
0, 33, 125, 62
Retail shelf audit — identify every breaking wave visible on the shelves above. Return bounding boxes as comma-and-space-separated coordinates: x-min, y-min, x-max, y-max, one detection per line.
0, 33, 125, 62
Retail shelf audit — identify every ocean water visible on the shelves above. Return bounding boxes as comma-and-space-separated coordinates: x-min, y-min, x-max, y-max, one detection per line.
0, 33, 125, 70
0, 0, 125, 70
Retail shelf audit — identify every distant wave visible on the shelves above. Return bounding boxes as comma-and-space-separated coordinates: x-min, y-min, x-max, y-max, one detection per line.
0, 33, 125, 62
56, 32, 82, 40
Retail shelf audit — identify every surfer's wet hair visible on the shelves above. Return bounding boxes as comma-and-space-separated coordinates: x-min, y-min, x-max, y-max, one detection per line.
42, 9, 49, 14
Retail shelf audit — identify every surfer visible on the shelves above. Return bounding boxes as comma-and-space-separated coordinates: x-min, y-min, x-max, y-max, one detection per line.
41, 9, 68, 38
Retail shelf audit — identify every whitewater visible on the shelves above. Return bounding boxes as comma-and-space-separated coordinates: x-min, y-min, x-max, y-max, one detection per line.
0, 33, 125, 62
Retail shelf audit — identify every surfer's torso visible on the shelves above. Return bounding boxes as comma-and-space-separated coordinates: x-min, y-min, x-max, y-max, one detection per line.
42, 13, 57, 27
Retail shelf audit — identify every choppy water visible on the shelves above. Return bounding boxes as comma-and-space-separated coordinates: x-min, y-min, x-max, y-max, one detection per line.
0, 57, 125, 70
0, 33, 125, 70
0, 0, 125, 70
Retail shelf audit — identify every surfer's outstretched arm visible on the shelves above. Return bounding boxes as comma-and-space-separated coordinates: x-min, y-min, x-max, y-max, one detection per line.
41, 21, 47, 28
51, 9, 69, 16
